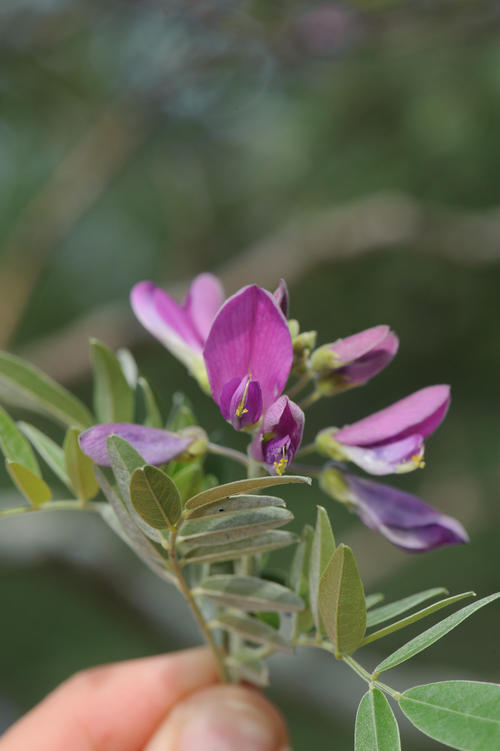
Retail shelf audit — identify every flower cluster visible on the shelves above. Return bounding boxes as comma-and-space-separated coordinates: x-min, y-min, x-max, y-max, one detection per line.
80, 273, 468, 553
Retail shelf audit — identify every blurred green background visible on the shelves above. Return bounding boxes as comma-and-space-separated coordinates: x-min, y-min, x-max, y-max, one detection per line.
0, 1, 499, 748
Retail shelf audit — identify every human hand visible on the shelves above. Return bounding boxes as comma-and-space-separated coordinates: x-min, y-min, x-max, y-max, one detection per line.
0, 647, 290, 751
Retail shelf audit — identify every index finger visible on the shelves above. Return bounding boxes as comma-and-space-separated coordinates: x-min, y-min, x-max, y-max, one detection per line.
1, 647, 219, 751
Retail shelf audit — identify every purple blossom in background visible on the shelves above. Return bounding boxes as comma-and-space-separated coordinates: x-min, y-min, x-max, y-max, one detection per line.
317, 385, 451, 474
273, 278, 289, 318
312, 325, 399, 393
130, 273, 225, 379
203, 285, 293, 430
251, 396, 304, 475
79, 423, 192, 467
321, 468, 468, 552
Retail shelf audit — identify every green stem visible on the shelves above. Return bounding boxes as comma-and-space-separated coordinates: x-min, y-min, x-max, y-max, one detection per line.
168, 529, 230, 683
0, 500, 104, 518
206, 442, 250, 468
298, 390, 321, 410
342, 655, 400, 700
287, 372, 312, 399
294, 442, 317, 458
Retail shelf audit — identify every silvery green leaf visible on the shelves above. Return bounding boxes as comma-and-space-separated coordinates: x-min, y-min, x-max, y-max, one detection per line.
183, 530, 298, 564
167, 392, 197, 431
367, 588, 448, 627
6, 460, 51, 507
116, 348, 138, 389
227, 650, 269, 687
0, 351, 93, 429
0, 406, 40, 475
179, 506, 293, 547
309, 505, 336, 632
362, 592, 475, 646
194, 575, 304, 612
186, 494, 286, 519
185, 475, 311, 511
355, 689, 401, 751
319, 543, 366, 656
130, 465, 181, 529
366, 593, 385, 610
91, 339, 135, 423
138, 377, 163, 428
63, 428, 99, 502
95, 467, 173, 584
374, 593, 500, 676
105, 436, 162, 542
290, 524, 315, 635
214, 612, 293, 652
399, 681, 500, 751
19, 422, 71, 489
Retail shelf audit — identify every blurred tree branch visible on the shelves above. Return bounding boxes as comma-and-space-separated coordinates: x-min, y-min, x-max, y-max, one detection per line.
15, 190, 500, 384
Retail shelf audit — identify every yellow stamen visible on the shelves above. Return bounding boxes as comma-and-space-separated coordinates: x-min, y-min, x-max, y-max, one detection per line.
273, 446, 288, 476
235, 377, 251, 418
411, 453, 426, 469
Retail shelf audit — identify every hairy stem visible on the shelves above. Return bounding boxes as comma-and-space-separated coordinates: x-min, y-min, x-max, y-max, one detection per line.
342, 655, 400, 700
168, 529, 230, 683
287, 372, 312, 399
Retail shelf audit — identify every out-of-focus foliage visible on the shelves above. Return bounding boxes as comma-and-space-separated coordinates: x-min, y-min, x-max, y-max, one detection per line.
1, 2, 500, 749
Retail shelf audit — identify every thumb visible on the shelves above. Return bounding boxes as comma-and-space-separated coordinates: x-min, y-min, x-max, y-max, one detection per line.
145, 684, 291, 751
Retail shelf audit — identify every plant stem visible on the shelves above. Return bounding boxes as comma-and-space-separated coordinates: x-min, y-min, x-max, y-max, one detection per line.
0, 500, 105, 518
168, 529, 230, 683
206, 442, 250, 468
298, 390, 321, 410
342, 655, 400, 700
287, 372, 312, 398
294, 442, 317, 458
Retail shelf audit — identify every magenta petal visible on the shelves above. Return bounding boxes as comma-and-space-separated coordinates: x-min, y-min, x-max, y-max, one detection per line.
203, 285, 293, 411
339, 434, 424, 475
220, 375, 263, 429
251, 396, 304, 474
335, 385, 451, 447
342, 472, 469, 552
131, 281, 202, 354
185, 273, 225, 342
273, 279, 289, 318
329, 325, 399, 385
79, 424, 192, 467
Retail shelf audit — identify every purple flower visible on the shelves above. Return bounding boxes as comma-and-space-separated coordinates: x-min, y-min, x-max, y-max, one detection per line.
250, 396, 304, 475
79, 423, 193, 467
311, 325, 399, 394
317, 385, 450, 474
203, 285, 293, 430
321, 468, 468, 552
130, 274, 225, 384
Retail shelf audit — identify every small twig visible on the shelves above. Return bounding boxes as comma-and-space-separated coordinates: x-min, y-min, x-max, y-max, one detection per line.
206, 442, 250, 468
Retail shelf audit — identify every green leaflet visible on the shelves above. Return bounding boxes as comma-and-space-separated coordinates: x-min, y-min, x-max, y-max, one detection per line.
179, 506, 293, 547
318, 543, 366, 656
130, 465, 181, 530
355, 689, 401, 751
213, 612, 293, 653
95, 467, 174, 584
290, 524, 315, 635
182, 530, 298, 564
194, 575, 304, 612
19, 422, 71, 489
170, 463, 204, 504
186, 494, 286, 519
63, 428, 99, 502
362, 591, 475, 646
116, 348, 138, 389
0, 406, 40, 475
226, 650, 269, 687
90, 339, 135, 423
185, 475, 311, 511
399, 681, 500, 751
366, 593, 385, 610
374, 592, 500, 676
309, 505, 336, 633
366, 588, 448, 628
138, 377, 163, 428
6, 461, 51, 507
106, 435, 146, 505
0, 351, 93, 429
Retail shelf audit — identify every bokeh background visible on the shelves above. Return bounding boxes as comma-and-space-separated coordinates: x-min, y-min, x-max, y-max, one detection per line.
1, 1, 499, 748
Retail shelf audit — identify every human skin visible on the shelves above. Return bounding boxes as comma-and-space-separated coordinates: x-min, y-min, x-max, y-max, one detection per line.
0, 647, 290, 751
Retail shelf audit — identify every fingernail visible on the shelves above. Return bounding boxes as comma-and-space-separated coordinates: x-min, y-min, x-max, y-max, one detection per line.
146, 685, 288, 751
